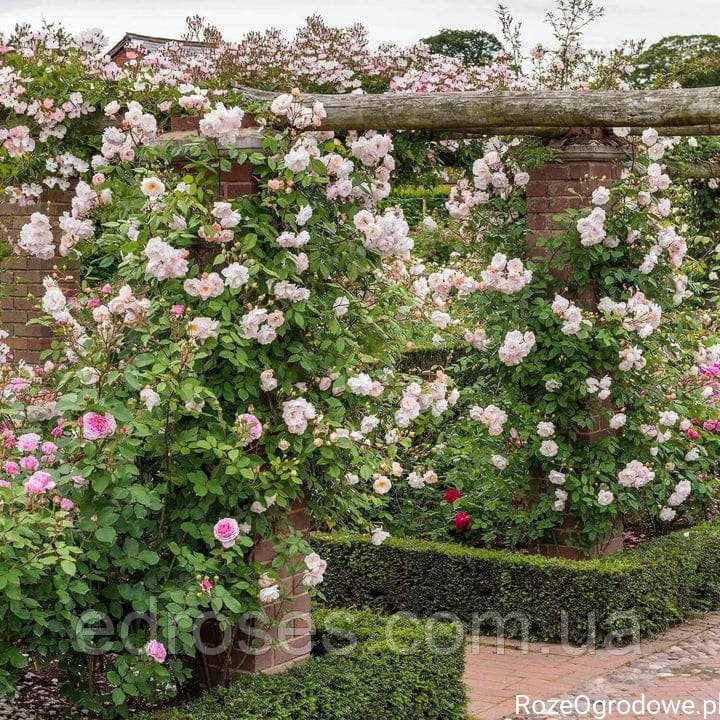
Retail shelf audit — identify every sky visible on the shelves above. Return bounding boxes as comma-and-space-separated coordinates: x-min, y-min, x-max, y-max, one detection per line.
0, 0, 718, 52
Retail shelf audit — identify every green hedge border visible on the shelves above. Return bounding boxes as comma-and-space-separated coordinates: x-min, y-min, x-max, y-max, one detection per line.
148, 608, 466, 720
313, 521, 720, 645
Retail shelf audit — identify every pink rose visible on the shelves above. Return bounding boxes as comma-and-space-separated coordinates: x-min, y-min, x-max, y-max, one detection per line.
24, 471, 55, 494
213, 517, 240, 548
145, 640, 166, 663
200, 578, 213, 593
17, 433, 41, 452
688, 428, 700, 440
20, 456, 39, 472
237, 413, 262, 445
60, 498, 75, 511
41, 441, 57, 454
2, 461, 19, 476
82, 412, 117, 440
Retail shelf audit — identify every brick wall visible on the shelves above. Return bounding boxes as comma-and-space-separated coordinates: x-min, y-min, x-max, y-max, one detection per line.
0, 192, 73, 364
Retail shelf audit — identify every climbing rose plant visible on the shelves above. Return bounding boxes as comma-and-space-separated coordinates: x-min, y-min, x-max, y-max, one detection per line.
0, 17, 719, 717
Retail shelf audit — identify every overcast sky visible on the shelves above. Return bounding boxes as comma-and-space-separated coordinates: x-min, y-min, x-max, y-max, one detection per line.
0, 0, 717, 52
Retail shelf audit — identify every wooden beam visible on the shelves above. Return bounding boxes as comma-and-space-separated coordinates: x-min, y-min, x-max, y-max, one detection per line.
238, 86, 720, 134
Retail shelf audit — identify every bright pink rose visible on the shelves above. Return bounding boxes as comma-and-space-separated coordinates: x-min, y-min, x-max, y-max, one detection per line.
82, 412, 117, 440
213, 517, 240, 548
200, 578, 213, 593
60, 498, 75, 511
688, 428, 700, 440
20, 456, 39, 472
170, 304, 185, 316
51, 426, 64, 438
41, 441, 57, 454
145, 640, 166, 663
24, 471, 55, 494
2, 461, 19, 476
17, 433, 41, 452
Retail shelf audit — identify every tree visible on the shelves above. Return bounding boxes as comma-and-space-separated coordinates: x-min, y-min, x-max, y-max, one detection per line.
632, 34, 720, 87
422, 29, 503, 66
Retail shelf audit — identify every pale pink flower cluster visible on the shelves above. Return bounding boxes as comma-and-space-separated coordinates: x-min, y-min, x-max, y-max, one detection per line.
586, 375, 612, 400
187, 316, 220, 343
551, 295, 587, 335
222, 263, 250, 289
144, 237, 189, 280
1, 125, 35, 157
445, 179, 489, 220
277, 230, 310, 248
464, 328, 488, 350
599, 291, 662, 339
101, 285, 151, 329
469, 404, 507, 436
347, 373, 384, 397
184, 273, 225, 299
394, 372, 456, 428
576, 207, 606, 247
668, 479, 691, 507
241, 308, 285, 344
498, 330, 535, 366
350, 133, 393, 167
18, 212, 55, 259
553, 488, 568, 511
353, 208, 413, 259
481, 253, 532, 294
618, 344, 646, 372
272, 280, 310, 303
302, 552, 327, 587
282, 397, 317, 434
199, 103, 245, 147
270, 93, 326, 129
617, 460, 655, 489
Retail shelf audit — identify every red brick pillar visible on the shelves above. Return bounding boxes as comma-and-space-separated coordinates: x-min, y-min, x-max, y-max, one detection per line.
167, 116, 314, 682
526, 136, 624, 449
527, 138, 624, 310
0, 191, 73, 364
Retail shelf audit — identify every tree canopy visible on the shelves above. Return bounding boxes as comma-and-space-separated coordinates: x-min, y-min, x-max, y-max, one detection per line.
421, 28, 503, 66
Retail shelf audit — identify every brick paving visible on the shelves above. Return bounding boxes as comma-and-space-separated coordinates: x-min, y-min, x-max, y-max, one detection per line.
465, 612, 720, 720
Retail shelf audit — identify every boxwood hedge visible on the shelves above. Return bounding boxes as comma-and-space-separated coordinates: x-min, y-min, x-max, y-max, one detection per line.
313, 521, 720, 645
148, 608, 466, 720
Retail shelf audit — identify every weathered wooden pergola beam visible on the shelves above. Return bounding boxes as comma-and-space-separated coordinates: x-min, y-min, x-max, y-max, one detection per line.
238, 86, 720, 134
442, 125, 720, 138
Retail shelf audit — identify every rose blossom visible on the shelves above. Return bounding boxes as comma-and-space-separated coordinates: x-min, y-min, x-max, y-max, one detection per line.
82, 412, 117, 440
145, 640, 166, 663
213, 517, 240, 548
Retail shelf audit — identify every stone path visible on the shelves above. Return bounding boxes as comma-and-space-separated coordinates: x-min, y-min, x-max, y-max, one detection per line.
465, 612, 720, 720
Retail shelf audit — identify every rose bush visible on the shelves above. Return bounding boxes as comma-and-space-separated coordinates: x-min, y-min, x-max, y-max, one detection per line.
1, 11, 720, 717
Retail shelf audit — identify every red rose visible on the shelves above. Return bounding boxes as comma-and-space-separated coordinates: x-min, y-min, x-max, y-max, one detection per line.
454, 511, 472, 531
443, 488, 462, 504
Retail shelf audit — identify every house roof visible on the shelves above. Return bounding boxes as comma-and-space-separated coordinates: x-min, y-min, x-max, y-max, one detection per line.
107, 33, 208, 59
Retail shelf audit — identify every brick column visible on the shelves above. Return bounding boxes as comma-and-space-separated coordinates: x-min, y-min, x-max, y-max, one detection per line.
167, 116, 314, 683
527, 139, 624, 309
0, 191, 73, 364
527, 135, 624, 446
526, 134, 626, 557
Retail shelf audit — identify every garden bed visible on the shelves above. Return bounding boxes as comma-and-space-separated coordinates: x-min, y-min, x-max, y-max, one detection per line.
146, 608, 466, 720
313, 521, 720, 645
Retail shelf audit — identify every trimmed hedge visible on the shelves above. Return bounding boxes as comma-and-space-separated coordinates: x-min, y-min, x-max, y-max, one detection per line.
380, 186, 450, 226
313, 521, 720, 645
147, 608, 466, 720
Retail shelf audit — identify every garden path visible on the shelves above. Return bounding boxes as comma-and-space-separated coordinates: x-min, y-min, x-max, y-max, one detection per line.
465, 612, 720, 720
